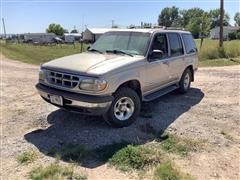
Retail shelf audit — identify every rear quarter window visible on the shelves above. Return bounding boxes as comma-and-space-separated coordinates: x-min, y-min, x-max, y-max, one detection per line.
182, 34, 197, 54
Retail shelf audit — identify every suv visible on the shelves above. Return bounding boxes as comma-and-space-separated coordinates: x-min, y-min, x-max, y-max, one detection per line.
36, 29, 198, 127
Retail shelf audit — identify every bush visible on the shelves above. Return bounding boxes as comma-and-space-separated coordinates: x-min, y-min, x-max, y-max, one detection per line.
236, 32, 240, 39
228, 32, 237, 40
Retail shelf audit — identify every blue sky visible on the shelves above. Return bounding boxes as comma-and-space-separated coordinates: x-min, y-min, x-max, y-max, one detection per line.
1, 0, 239, 34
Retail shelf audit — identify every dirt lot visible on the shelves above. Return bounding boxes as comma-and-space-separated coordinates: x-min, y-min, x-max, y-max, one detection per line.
1, 55, 239, 180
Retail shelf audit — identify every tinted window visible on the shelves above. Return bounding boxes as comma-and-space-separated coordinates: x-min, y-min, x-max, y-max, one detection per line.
182, 34, 197, 54
151, 34, 168, 59
168, 33, 184, 56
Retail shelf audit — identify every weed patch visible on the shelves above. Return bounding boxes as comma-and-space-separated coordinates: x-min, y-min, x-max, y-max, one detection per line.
30, 162, 87, 180
46, 144, 91, 164
109, 145, 161, 171
17, 150, 38, 164
94, 142, 129, 162
46, 142, 129, 165
160, 134, 203, 156
154, 161, 181, 180
154, 161, 193, 180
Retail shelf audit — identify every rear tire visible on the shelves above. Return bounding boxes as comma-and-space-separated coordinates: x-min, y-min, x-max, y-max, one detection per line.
178, 69, 192, 94
104, 87, 141, 128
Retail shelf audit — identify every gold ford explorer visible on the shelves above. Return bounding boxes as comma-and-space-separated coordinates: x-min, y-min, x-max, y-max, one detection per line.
36, 28, 198, 127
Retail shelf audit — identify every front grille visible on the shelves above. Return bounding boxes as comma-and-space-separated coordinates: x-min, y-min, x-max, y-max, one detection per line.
46, 70, 80, 89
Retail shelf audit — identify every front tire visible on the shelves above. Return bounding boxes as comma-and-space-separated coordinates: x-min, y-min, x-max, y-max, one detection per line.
178, 69, 192, 93
104, 87, 141, 128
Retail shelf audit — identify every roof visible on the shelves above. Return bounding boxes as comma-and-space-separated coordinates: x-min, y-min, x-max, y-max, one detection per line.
64, 33, 82, 36
86, 28, 190, 34
24, 33, 56, 35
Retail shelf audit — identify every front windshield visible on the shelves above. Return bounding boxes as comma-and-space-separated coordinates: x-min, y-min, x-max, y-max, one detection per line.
89, 31, 150, 56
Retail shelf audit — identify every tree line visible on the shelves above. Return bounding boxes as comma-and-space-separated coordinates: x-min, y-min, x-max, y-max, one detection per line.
158, 6, 240, 38
46, 7, 240, 38
46, 23, 79, 36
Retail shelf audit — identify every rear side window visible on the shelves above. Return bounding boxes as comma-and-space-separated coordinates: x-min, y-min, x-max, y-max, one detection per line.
168, 33, 184, 57
182, 34, 197, 54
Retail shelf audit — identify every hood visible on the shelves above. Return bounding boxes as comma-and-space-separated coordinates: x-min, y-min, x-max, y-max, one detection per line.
42, 52, 143, 75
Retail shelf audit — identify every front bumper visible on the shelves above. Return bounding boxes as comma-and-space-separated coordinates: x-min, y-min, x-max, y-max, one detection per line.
36, 83, 113, 115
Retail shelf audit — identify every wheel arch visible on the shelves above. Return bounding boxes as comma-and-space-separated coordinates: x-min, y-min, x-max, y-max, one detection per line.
116, 80, 142, 100
185, 65, 194, 82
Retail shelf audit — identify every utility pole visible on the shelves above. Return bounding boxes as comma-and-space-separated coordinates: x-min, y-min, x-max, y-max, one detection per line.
219, 0, 224, 47
2, 18, 6, 38
111, 20, 114, 28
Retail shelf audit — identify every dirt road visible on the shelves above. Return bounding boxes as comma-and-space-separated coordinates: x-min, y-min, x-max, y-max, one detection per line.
1, 55, 239, 179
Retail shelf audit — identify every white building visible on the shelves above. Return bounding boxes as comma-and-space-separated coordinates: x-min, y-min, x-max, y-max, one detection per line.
210, 26, 240, 40
23, 33, 56, 43
64, 33, 82, 43
83, 28, 113, 42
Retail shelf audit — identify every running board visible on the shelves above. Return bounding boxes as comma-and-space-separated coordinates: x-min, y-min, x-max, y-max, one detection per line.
143, 85, 178, 102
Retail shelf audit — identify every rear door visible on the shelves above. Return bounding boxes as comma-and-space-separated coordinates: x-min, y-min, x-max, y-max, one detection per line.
144, 33, 171, 93
166, 33, 185, 81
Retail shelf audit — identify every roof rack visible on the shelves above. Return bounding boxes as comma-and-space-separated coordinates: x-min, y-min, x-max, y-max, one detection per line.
163, 27, 185, 31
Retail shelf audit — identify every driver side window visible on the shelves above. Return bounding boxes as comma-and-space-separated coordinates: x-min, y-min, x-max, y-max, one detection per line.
150, 34, 168, 60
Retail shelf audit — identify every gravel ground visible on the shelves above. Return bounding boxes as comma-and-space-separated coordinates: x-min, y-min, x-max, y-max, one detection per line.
0, 55, 239, 180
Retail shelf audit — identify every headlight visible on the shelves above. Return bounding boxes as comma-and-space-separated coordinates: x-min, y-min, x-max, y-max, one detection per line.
39, 69, 45, 81
79, 78, 107, 91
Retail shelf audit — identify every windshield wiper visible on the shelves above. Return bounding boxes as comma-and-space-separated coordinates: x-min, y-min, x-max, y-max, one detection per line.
88, 48, 103, 54
106, 49, 133, 57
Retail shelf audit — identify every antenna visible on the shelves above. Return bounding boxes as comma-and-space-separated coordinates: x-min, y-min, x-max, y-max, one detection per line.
2, 18, 6, 38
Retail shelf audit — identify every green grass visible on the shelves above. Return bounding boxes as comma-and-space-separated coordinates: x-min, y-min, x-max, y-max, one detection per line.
44, 135, 198, 179
0, 41, 88, 64
154, 161, 193, 180
154, 161, 180, 180
30, 162, 87, 180
47, 142, 129, 164
195, 39, 240, 61
109, 144, 161, 171
17, 150, 38, 164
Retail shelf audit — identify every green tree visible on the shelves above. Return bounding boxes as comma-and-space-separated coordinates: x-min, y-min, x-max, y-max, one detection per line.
186, 12, 210, 39
46, 23, 65, 36
179, 8, 205, 27
70, 29, 79, 33
209, 9, 230, 29
234, 12, 240, 26
158, 6, 179, 27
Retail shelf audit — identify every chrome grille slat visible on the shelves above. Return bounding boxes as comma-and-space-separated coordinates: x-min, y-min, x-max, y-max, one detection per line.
46, 70, 80, 89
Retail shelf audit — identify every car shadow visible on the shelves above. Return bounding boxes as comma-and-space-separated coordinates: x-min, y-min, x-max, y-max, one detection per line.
25, 88, 204, 168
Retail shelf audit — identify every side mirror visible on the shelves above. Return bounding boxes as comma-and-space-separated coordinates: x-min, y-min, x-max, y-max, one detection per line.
149, 49, 163, 59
